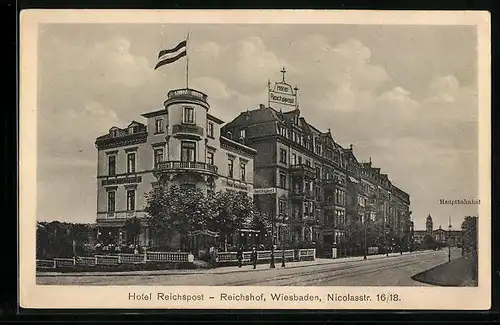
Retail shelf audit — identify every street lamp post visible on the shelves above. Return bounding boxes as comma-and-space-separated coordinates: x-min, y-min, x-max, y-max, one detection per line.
363, 213, 367, 260
270, 212, 275, 268
448, 217, 452, 263
281, 214, 287, 267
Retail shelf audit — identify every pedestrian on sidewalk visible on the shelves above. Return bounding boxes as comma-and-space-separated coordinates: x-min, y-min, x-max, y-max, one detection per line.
209, 245, 216, 268
251, 246, 257, 269
237, 246, 243, 268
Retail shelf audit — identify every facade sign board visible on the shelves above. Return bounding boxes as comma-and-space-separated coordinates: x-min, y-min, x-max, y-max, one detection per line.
254, 188, 277, 195
269, 81, 297, 107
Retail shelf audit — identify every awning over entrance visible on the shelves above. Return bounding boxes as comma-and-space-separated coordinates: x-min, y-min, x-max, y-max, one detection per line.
189, 230, 219, 238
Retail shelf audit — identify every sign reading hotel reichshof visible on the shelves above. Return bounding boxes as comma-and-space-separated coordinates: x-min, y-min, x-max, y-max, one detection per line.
268, 68, 298, 108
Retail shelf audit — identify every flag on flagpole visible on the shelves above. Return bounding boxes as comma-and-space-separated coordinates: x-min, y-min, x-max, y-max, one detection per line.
155, 40, 187, 70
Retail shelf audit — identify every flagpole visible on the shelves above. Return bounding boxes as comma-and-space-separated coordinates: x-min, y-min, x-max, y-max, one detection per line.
186, 33, 190, 89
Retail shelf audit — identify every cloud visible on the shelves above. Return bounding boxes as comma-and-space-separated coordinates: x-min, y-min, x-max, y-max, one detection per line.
36, 27, 479, 230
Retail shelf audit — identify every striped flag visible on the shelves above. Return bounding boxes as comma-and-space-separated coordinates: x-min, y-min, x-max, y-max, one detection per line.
154, 40, 187, 70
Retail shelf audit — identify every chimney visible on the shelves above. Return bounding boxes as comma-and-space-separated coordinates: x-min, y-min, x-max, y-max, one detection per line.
350, 144, 353, 150
259, 104, 265, 109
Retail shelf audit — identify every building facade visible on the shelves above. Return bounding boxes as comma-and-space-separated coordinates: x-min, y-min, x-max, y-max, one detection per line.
222, 87, 412, 252
413, 214, 462, 246
95, 88, 256, 247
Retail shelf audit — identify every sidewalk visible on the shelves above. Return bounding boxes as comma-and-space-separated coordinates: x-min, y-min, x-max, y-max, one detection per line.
37, 250, 429, 277
412, 254, 478, 286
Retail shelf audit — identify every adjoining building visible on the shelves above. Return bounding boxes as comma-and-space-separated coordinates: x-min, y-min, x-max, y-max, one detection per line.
95, 88, 256, 248
221, 73, 412, 252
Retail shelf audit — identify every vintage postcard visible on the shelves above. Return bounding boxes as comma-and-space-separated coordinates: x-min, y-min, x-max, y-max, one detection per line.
19, 10, 491, 310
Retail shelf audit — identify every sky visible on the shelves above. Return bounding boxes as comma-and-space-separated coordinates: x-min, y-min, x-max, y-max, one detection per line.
37, 23, 480, 230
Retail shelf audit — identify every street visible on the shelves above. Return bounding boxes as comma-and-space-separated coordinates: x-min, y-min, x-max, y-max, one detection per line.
37, 248, 462, 286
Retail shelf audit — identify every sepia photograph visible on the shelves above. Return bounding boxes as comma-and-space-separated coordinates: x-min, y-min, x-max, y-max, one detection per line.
20, 10, 490, 309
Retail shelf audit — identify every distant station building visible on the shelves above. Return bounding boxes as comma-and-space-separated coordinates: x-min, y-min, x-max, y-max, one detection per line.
413, 214, 462, 246
94, 88, 256, 247
222, 69, 412, 252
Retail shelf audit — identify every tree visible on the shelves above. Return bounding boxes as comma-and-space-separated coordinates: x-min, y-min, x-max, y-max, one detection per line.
124, 217, 142, 245
344, 213, 364, 249
423, 234, 436, 249
250, 207, 272, 245
145, 185, 213, 250
250, 208, 271, 233
36, 221, 91, 258
208, 190, 254, 248
461, 216, 478, 254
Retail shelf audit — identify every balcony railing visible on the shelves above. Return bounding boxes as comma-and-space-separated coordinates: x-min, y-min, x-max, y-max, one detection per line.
290, 190, 315, 200
97, 211, 139, 220
322, 177, 346, 187
168, 88, 208, 102
290, 164, 316, 177
156, 161, 218, 174
165, 88, 209, 108
172, 124, 204, 137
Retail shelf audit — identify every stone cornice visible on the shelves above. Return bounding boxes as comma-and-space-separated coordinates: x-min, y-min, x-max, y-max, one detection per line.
96, 132, 148, 150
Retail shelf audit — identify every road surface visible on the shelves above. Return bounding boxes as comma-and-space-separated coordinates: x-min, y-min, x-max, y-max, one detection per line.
37, 248, 462, 286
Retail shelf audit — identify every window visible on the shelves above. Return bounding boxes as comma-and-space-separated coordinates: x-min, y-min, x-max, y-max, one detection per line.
181, 142, 196, 162
240, 129, 246, 139
305, 180, 311, 194
298, 156, 303, 165
108, 155, 116, 176
127, 189, 136, 211
279, 149, 287, 164
335, 188, 345, 205
155, 118, 163, 134
315, 143, 322, 155
279, 199, 286, 215
228, 158, 234, 178
315, 187, 321, 200
279, 173, 287, 189
154, 148, 163, 169
240, 162, 246, 181
335, 209, 345, 227
207, 122, 214, 138
315, 166, 321, 179
306, 159, 311, 167
107, 191, 116, 214
291, 153, 297, 165
183, 107, 195, 123
206, 151, 214, 165
127, 153, 136, 174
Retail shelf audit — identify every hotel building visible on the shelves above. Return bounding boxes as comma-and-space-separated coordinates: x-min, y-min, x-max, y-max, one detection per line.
94, 88, 256, 247
222, 75, 412, 252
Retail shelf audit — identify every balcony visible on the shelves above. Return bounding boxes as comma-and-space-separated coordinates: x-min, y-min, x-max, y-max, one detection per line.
172, 123, 204, 140
164, 88, 209, 109
155, 161, 218, 177
322, 176, 346, 188
290, 190, 316, 201
96, 211, 140, 226
290, 164, 316, 178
